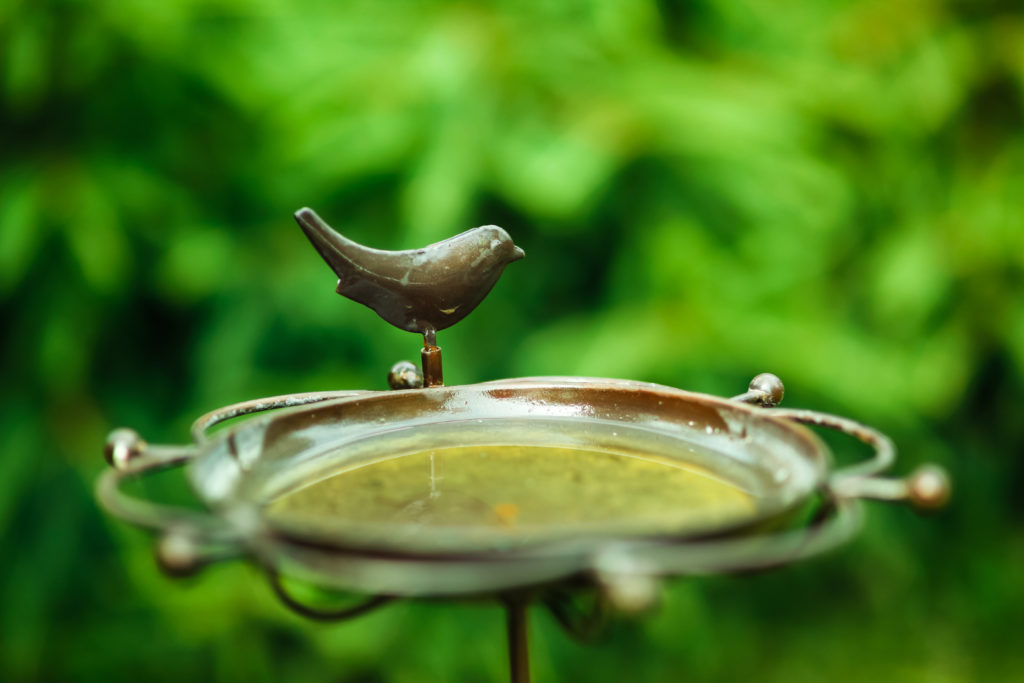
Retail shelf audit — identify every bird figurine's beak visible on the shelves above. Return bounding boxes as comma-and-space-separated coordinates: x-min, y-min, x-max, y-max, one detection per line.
511, 246, 525, 261
294, 207, 352, 279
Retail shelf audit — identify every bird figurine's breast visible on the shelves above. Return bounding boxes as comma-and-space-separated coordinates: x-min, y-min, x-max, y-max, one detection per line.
295, 208, 524, 337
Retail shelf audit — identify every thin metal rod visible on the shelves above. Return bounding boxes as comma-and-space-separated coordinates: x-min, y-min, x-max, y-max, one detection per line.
771, 408, 895, 480
191, 390, 372, 442
421, 344, 443, 387
268, 571, 394, 622
505, 599, 530, 683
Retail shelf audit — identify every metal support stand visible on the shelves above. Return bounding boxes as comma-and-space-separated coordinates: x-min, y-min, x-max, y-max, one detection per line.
505, 599, 530, 683
267, 571, 394, 622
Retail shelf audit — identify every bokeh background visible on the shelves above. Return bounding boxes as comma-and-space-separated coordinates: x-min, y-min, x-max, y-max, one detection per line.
3, 0, 1024, 680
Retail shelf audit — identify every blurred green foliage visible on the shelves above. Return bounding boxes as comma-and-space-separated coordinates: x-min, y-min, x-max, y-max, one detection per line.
2, 0, 1024, 680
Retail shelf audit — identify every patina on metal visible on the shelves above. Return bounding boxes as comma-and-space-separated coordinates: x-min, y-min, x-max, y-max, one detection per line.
98, 208, 950, 683
295, 207, 523, 386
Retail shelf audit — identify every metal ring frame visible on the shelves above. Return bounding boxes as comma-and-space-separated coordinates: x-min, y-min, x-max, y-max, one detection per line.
96, 376, 947, 683
97, 381, 922, 588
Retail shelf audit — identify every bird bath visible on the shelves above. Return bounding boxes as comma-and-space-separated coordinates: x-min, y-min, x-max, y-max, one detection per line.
97, 209, 950, 682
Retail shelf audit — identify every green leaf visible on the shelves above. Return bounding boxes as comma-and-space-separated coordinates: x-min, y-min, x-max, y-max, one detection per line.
0, 172, 43, 295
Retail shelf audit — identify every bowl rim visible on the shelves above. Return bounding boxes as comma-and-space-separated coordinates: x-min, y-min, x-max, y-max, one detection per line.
186, 376, 833, 564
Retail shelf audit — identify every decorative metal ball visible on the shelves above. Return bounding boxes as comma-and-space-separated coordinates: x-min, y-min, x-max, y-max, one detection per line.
104, 428, 146, 470
593, 549, 660, 615
156, 526, 202, 577
602, 573, 660, 615
907, 465, 951, 511
749, 373, 785, 407
387, 360, 424, 390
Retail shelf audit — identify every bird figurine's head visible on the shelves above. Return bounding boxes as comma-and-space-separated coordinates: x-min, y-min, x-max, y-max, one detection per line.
476, 225, 526, 266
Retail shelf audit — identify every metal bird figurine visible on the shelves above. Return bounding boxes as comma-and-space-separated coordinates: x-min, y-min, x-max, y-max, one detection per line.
295, 208, 524, 345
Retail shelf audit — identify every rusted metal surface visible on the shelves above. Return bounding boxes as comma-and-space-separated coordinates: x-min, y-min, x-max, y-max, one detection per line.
420, 345, 443, 387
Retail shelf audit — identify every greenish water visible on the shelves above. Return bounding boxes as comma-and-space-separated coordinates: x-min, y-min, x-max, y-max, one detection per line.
266, 444, 757, 551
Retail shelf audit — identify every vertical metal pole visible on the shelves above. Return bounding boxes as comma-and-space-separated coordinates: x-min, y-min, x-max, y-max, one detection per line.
421, 345, 443, 387
505, 599, 530, 683
421, 329, 443, 387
